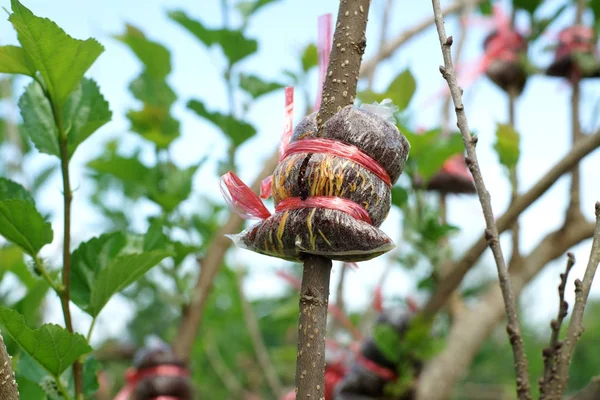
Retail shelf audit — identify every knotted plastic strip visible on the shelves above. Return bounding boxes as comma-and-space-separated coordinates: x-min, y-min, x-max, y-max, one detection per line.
222, 171, 372, 224
281, 138, 392, 187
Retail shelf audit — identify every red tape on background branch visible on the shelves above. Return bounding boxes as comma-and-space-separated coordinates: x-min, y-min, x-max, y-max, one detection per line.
281, 138, 392, 187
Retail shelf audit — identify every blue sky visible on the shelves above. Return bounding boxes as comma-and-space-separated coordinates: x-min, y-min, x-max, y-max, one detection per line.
1, 0, 600, 343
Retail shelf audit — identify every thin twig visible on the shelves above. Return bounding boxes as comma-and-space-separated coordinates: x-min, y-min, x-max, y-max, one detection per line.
539, 252, 575, 397
508, 89, 521, 261
422, 128, 600, 317
365, 0, 393, 88
416, 217, 595, 400
571, 377, 600, 400
328, 264, 349, 338
360, 0, 485, 78
429, 1, 531, 398
234, 268, 284, 398
203, 335, 244, 397
547, 203, 600, 397
567, 77, 583, 222
0, 329, 18, 400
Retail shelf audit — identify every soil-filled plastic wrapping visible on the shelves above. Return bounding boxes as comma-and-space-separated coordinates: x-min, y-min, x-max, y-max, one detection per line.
131, 347, 193, 400
483, 29, 528, 94
426, 154, 476, 195
223, 102, 410, 263
546, 26, 600, 79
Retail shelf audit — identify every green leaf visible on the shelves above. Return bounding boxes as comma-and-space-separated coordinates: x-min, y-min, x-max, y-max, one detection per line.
0, 307, 92, 377
0, 199, 53, 256
372, 324, 401, 364
63, 78, 112, 157
71, 232, 170, 317
358, 69, 416, 112
168, 10, 258, 65
0, 245, 35, 287
301, 43, 318, 72
87, 153, 152, 185
9, 0, 104, 106
144, 219, 169, 251
188, 99, 256, 147
15, 376, 45, 400
592, 0, 600, 28
147, 163, 202, 212
385, 69, 417, 111
478, 0, 493, 15
32, 164, 58, 193
19, 81, 60, 157
239, 74, 284, 99
494, 123, 520, 170
513, 0, 542, 14
114, 24, 171, 79
0, 177, 35, 203
391, 186, 408, 209
236, 0, 280, 17
0, 45, 35, 76
529, 5, 568, 42
90, 251, 171, 317
13, 277, 50, 327
126, 106, 180, 148
129, 71, 176, 108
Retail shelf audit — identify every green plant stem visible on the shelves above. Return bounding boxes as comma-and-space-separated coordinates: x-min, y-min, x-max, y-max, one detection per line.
56, 377, 72, 400
33, 255, 62, 293
86, 317, 97, 343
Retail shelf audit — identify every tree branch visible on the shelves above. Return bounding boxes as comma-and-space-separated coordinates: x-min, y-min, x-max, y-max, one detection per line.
294, 1, 371, 398
360, 0, 485, 78
539, 252, 575, 398
546, 203, 600, 397
173, 150, 280, 361
422, 128, 600, 316
0, 330, 18, 400
430, 1, 530, 398
415, 217, 596, 400
570, 377, 600, 400
235, 268, 284, 398
365, 0, 393, 88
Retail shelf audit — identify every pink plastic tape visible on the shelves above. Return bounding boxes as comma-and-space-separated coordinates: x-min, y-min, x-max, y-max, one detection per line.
315, 13, 332, 110
221, 171, 372, 224
281, 138, 392, 187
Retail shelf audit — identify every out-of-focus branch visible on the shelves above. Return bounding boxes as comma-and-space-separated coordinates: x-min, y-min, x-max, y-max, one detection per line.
0, 330, 18, 400
546, 203, 600, 397
571, 377, 600, 400
203, 335, 244, 398
360, 0, 484, 78
365, 0, 393, 88
539, 253, 575, 397
416, 217, 596, 400
422, 129, 600, 317
329, 264, 349, 338
430, 1, 530, 397
234, 268, 284, 398
173, 150, 280, 361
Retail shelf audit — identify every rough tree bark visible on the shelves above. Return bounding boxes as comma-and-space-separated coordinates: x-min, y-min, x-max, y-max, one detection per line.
294, 1, 371, 399
0, 329, 18, 400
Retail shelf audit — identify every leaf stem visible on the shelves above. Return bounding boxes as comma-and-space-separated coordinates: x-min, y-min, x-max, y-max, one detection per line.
33, 255, 63, 293
56, 376, 72, 400
86, 317, 97, 343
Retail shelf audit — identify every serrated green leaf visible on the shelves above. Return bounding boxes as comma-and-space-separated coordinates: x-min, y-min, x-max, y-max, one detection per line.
188, 99, 256, 147
0, 199, 53, 256
169, 10, 258, 65
239, 74, 284, 99
18, 81, 60, 157
114, 24, 171, 79
63, 78, 112, 157
494, 123, 520, 170
89, 251, 170, 317
126, 105, 180, 148
391, 186, 408, 208
0, 307, 92, 377
147, 162, 202, 212
9, 0, 104, 106
301, 43, 318, 72
0, 45, 35, 76
129, 70, 176, 108
513, 0, 542, 14
0, 177, 34, 203
386, 69, 417, 111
